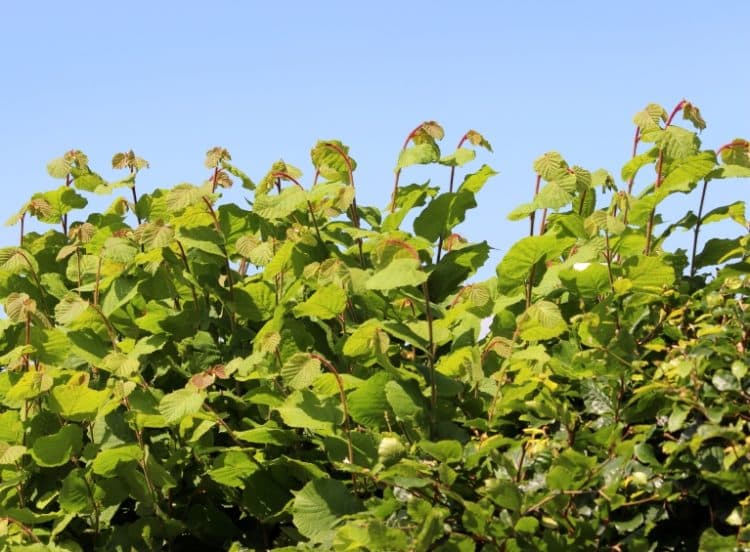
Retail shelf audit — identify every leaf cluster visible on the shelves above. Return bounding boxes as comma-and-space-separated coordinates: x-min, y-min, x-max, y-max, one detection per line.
0, 106, 749, 551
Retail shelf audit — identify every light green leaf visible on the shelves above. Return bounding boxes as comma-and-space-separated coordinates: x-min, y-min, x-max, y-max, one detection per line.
253, 185, 307, 220
292, 285, 347, 320
660, 151, 716, 195
276, 389, 341, 433
458, 164, 497, 194
623, 255, 675, 294
54, 293, 90, 325
73, 171, 107, 192
47, 156, 71, 178
343, 319, 389, 359
694, 238, 745, 269
435, 347, 480, 381
281, 353, 322, 390
533, 151, 567, 180
622, 147, 659, 183
207, 451, 259, 488
91, 444, 143, 477
30, 425, 83, 467
0, 411, 24, 443
292, 478, 363, 544
102, 277, 139, 316
59, 468, 94, 513
496, 234, 557, 291
384, 380, 425, 421
517, 301, 567, 341
366, 258, 427, 291
6, 370, 54, 401
419, 440, 462, 463
49, 384, 110, 421
159, 388, 205, 424
0, 443, 27, 465
347, 372, 392, 429
701, 201, 746, 227
167, 183, 210, 212
0, 247, 38, 275
439, 147, 475, 167
396, 142, 440, 170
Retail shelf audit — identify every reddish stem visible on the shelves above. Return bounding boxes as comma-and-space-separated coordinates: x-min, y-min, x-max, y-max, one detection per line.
389, 123, 428, 213
311, 353, 354, 465
436, 133, 471, 263
645, 100, 686, 254
270, 172, 324, 245
211, 166, 220, 193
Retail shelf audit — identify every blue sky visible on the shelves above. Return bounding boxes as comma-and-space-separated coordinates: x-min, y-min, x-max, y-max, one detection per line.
2, 2, 749, 280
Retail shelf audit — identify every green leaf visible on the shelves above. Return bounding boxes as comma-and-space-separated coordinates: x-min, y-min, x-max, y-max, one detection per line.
234, 425, 297, 447
348, 372, 392, 429
621, 147, 659, 182
695, 238, 745, 269
167, 183, 210, 212
533, 151, 567, 180
382, 182, 438, 232
208, 451, 259, 488
102, 277, 139, 316
428, 241, 489, 302
54, 293, 90, 325
30, 186, 87, 223
310, 140, 356, 183
30, 425, 83, 467
660, 151, 716, 195
0, 247, 38, 275
159, 388, 205, 424
633, 103, 667, 131
59, 468, 94, 513
517, 301, 567, 341
292, 285, 347, 320
698, 528, 737, 551
49, 383, 110, 421
559, 263, 610, 299
277, 389, 341, 433
73, 171, 107, 192
292, 478, 363, 544
623, 255, 675, 294
0, 411, 24, 443
701, 201, 746, 227
413, 165, 495, 242
281, 353, 322, 390
496, 234, 557, 292
234, 280, 276, 322
0, 442, 26, 465
458, 164, 497, 194
343, 319, 389, 359
515, 516, 539, 534
366, 258, 427, 291
534, 173, 577, 210
419, 440, 462, 463
385, 380, 425, 421
92, 444, 143, 477
439, 147, 475, 167
253, 184, 308, 220
396, 142, 440, 170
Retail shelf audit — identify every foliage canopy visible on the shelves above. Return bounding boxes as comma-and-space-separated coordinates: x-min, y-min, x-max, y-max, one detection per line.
1, 104, 750, 550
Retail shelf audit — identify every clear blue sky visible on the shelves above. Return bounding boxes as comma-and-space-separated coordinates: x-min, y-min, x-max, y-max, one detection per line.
2, 2, 749, 280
